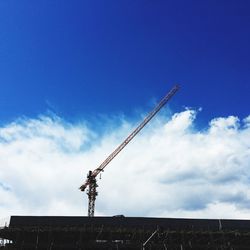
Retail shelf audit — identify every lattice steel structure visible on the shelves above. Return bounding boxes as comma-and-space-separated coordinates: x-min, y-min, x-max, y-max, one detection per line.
80, 85, 180, 216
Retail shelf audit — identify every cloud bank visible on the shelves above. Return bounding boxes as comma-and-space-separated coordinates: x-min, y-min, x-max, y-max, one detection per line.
0, 110, 250, 219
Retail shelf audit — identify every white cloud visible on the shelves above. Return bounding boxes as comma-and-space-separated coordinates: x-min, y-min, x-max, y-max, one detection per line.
0, 110, 250, 219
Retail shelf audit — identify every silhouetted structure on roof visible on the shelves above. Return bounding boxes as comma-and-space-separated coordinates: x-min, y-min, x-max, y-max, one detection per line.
1, 216, 250, 249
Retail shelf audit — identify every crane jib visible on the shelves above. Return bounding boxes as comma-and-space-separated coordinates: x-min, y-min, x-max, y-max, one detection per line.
80, 85, 179, 190
79, 84, 180, 216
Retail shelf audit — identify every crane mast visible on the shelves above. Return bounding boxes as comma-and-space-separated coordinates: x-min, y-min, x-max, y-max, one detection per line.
80, 85, 180, 217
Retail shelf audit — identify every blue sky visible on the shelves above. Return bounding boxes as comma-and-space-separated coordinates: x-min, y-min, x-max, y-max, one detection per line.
0, 1, 250, 218
0, 0, 249, 124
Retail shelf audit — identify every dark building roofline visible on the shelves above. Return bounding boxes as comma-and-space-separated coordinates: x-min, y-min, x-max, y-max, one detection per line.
8, 216, 250, 231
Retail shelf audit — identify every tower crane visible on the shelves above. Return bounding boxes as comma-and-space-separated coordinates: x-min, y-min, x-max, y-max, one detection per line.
80, 85, 180, 217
